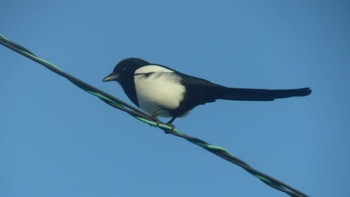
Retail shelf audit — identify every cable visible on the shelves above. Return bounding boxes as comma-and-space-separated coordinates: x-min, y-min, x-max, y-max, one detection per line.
0, 34, 309, 197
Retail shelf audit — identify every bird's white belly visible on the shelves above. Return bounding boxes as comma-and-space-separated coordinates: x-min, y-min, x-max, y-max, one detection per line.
134, 71, 185, 117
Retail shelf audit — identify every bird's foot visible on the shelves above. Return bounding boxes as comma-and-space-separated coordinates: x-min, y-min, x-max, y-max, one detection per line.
163, 117, 176, 134
163, 123, 175, 134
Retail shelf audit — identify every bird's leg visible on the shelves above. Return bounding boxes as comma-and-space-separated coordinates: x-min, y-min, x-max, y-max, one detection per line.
166, 117, 176, 126
150, 110, 176, 133
150, 109, 162, 126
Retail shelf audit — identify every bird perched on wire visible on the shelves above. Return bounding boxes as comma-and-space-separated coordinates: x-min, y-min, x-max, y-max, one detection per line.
103, 58, 311, 124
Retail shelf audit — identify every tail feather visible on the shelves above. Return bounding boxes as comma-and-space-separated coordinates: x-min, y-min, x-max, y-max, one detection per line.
218, 87, 312, 101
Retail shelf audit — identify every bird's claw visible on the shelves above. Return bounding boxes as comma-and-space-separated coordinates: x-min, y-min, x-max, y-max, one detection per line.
149, 110, 176, 133
163, 121, 175, 134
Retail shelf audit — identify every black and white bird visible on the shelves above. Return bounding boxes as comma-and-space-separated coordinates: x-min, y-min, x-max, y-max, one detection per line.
103, 58, 311, 124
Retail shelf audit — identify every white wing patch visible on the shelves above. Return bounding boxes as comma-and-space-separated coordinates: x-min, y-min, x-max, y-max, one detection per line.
134, 65, 185, 117
135, 65, 173, 74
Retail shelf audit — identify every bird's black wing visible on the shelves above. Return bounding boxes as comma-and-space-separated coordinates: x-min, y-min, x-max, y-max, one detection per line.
172, 73, 226, 116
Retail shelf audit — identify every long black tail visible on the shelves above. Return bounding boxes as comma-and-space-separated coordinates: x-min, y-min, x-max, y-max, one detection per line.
218, 87, 312, 101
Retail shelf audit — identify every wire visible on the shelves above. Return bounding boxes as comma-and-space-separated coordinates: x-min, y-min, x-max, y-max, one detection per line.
0, 34, 309, 197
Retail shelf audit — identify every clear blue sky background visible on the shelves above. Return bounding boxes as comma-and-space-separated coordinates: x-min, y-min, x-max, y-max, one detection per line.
1, 1, 349, 196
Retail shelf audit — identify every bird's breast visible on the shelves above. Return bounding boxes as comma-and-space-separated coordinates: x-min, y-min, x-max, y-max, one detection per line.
134, 69, 186, 117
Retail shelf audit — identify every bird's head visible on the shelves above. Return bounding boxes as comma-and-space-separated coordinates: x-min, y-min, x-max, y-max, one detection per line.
102, 57, 150, 83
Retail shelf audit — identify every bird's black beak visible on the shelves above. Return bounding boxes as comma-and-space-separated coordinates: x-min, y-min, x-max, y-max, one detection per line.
102, 73, 119, 82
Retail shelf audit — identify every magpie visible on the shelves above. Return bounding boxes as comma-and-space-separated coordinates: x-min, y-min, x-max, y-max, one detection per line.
103, 58, 311, 124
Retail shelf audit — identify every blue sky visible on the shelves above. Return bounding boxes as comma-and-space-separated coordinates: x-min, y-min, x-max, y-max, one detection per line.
1, 1, 349, 196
